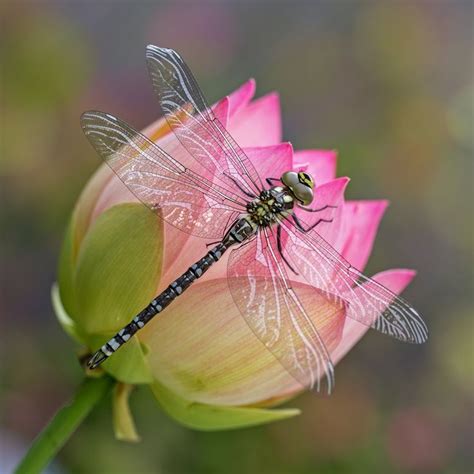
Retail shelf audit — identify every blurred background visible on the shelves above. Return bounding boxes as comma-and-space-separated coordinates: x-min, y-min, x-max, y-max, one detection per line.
1, 1, 472, 473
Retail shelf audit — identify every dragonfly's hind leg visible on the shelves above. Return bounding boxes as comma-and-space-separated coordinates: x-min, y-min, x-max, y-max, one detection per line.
296, 204, 337, 213
292, 214, 333, 233
277, 224, 298, 275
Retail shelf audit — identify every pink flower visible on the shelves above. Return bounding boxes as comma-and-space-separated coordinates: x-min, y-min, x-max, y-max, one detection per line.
56, 79, 416, 432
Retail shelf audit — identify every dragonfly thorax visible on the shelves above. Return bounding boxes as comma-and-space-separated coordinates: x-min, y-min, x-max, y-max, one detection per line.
246, 187, 294, 227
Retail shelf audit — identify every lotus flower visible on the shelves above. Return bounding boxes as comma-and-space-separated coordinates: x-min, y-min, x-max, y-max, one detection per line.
55, 79, 416, 434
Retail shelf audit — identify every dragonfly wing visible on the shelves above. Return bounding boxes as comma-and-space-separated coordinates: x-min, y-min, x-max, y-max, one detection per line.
81, 111, 244, 239
227, 228, 345, 394
279, 218, 428, 343
146, 45, 264, 198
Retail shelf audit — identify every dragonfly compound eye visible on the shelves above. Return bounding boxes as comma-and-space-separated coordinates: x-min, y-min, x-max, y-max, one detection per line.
293, 183, 314, 205
297, 171, 315, 189
281, 171, 314, 205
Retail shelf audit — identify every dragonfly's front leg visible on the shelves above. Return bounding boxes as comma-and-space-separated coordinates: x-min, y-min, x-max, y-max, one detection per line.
266, 177, 280, 187
292, 214, 333, 233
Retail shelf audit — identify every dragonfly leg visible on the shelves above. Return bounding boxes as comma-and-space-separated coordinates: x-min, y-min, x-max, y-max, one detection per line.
277, 224, 299, 275
266, 177, 281, 187
297, 204, 337, 213
292, 214, 333, 233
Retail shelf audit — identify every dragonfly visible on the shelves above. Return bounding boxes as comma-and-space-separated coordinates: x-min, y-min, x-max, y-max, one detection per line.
81, 45, 428, 394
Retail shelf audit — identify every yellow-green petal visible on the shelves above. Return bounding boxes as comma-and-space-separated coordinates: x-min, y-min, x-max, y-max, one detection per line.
74, 203, 163, 335
151, 381, 300, 431
113, 383, 140, 442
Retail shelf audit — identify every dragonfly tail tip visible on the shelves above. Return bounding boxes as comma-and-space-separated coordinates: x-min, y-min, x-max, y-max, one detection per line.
87, 350, 107, 370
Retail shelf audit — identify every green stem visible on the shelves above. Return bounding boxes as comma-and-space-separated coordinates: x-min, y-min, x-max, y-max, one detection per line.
15, 375, 115, 474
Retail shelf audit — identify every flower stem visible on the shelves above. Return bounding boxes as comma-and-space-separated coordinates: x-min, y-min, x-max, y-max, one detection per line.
15, 375, 115, 474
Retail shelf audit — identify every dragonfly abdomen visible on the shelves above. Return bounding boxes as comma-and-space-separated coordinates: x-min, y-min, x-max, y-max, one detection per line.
87, 241, 230, 369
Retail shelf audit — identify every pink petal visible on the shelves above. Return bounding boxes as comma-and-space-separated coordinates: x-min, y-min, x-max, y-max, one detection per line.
334, 200, 389, 271
331, 269, 417, 365
211, 96, 229, 125
244, 143, 293, 183
293, 149, 338, 185
227, 92, 282, 147
225, 78, 256, 118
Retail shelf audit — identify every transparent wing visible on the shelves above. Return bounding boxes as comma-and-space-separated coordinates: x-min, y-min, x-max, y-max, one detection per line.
279, 218, 428, 343
146, 45, 263, 198
81, 111, 245, 239
227, 227, 346, 394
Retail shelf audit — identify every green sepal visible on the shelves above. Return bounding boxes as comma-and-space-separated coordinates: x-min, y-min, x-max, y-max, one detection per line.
88, 335, 153, 385
112, 383, 140, 442
74, 203, 163, 335
151, 381, 301, 431
51, 282, 85, 345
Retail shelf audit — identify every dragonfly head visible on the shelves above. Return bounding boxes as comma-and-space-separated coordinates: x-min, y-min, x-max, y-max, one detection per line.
281, 171, 315, 206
